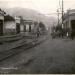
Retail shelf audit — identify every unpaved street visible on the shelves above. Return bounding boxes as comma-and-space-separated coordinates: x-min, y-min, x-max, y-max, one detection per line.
0, 35, 75, 74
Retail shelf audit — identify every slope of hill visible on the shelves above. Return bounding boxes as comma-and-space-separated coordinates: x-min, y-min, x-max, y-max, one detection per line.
3, 7, 56, 28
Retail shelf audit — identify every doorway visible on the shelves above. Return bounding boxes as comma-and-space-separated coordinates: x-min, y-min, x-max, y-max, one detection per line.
71, 20, 75, 36
0, 20, 3, 36
16, 23, 20, 34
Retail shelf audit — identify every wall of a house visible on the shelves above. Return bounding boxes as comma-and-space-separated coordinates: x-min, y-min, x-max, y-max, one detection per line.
4, 21, 16, 35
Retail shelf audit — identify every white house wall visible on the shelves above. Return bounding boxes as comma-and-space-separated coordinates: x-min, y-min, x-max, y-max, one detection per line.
0, 14, 4, 20
4, 21, 16, 29
20, 24, 24, 32
26, 24, 30, 31
31, 24, 34, 30
4, 21, 16, 34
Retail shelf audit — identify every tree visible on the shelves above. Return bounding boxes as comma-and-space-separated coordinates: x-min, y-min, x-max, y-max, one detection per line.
4, 15, 15, 22
39, 22, 46, 31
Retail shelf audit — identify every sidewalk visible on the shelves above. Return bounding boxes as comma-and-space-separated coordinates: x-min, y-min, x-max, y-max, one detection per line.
0, 34, 47, 61
0, 32, 35, 52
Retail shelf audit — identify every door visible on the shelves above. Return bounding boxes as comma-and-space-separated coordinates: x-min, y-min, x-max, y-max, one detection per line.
71, 20, 75, 36
0, 20, 3, 36
16, 23, 20, 34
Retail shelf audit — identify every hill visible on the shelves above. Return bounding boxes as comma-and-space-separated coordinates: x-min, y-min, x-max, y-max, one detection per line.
3, 7, 56, 29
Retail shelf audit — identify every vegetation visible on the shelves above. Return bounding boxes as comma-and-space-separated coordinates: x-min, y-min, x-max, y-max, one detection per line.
39, 22, 46, 31
4, 15, 15, 22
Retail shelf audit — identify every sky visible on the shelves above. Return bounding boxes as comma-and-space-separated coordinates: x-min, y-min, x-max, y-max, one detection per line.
0, 0, 75, 15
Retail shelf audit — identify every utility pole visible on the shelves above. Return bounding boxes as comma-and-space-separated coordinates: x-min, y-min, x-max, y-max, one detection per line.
57, 9, 59, 26
62, 0, 64, 28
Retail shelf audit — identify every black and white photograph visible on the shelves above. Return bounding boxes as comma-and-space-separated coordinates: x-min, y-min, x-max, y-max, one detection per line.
0, 0, 75, 74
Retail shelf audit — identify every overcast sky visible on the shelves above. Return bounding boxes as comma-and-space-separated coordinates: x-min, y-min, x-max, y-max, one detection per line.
0, 0, 75, 15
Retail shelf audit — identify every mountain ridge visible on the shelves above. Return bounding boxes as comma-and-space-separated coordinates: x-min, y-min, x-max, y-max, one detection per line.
3, 7, 56, 28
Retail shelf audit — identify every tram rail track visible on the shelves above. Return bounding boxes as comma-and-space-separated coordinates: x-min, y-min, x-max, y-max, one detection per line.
0, 35, 47, 62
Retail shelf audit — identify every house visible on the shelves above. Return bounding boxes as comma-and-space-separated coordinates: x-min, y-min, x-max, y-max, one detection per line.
15, 16, 20, 34
22, 19, 35, 32
0, 9, 4, 36
4, 15, 16, 35
63, 9, 75, 37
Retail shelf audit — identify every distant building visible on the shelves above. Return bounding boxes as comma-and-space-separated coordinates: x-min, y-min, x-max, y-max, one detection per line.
63, 9, 75, 36
21, 19, 38, 33
15, 16, 21, 34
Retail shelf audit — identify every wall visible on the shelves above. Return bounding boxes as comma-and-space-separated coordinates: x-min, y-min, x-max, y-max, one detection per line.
4, 21, 16, 35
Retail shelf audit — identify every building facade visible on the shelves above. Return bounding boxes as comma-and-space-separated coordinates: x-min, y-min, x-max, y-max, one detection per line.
20, 19, 39, 33
0, 10, 4, 36
63, 9, 75, 36
15, 16, 21, 34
